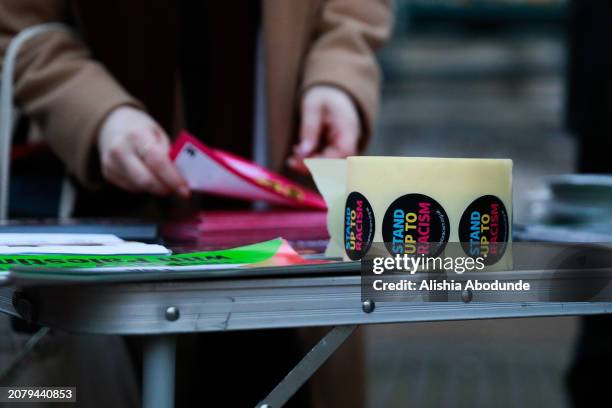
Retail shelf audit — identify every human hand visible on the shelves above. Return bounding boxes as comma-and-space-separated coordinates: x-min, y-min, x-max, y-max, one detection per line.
288, 85, 361, 173
97, 106, 190, 198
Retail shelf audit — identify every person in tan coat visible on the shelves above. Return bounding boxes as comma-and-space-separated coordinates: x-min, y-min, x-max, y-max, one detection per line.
0, 1, 392, 407
0, 0, 391, 199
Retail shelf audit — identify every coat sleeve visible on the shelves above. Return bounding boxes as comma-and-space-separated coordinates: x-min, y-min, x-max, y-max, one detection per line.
0, 0, 143, 185
301, 0, 393, 146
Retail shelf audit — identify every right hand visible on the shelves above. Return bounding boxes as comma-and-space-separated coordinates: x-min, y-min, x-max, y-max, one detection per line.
97, 106, 190, 198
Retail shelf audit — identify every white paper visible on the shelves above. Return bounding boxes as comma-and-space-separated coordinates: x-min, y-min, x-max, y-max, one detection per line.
0, 243, 170, 255
304, 159, 347, 257
42, 264, 245, 273
0, 234, 170, 255
174, 141, 292, 204
0, 233, 124, 246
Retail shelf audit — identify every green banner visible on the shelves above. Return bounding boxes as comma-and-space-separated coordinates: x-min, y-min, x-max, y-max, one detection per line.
0, 239, 283, 271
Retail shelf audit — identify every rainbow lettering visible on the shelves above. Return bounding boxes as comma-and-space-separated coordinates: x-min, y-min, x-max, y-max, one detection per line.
391, 202, 431, 254
468, 203, 500, 257
346, 199, 364, 251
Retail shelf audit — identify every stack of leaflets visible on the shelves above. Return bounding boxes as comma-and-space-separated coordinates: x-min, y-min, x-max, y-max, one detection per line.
1, 238, 315, 283
0, 233, 170, 255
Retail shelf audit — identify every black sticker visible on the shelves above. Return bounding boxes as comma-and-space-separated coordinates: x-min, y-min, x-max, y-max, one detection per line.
344, 192, 375, 260
382, 194, 450, 257
459, 195, 509, 265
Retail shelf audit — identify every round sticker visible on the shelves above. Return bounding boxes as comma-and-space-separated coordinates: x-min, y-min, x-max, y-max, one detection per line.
344, 192, 375, 260
459, 195, 509, 265
382, 194, 450, 257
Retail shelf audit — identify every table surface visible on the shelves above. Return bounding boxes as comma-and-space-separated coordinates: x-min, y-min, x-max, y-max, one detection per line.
1, 222, 612, 336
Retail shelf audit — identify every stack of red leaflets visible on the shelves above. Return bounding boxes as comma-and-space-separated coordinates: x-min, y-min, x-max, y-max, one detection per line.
161, 210, 329, 254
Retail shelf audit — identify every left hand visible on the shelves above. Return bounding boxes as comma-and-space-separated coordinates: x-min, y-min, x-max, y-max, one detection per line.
288, 85, 360, 173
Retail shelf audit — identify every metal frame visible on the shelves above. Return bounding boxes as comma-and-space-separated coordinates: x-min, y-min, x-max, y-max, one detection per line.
0, 23, 73, 220
3, 272, 612, 408
6, 273, 612, 335
142, 335, 176, 408
257, 325, 357, 408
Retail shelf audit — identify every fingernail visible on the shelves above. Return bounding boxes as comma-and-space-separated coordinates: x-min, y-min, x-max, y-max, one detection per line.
297, 141, 313, 156
179, 185, 190, 198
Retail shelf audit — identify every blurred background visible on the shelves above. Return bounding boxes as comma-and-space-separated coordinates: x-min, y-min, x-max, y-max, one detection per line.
365, 0, 575, 407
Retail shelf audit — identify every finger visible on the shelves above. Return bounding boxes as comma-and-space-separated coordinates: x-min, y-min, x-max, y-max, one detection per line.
286, 156, 310, 174
118, 151, 169, 195
129, 129, 190, 198
153, 128, 171, 150
296, 97, 323, 157
140, 144, 190, 198
104, 165, 140, 192
288, 120, 358, 171
319, 140, 356, 159
102, 148, 142, 192
321, 117, 359, 158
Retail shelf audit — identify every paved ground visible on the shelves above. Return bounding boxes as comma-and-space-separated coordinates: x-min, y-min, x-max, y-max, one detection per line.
364, 30, 577, 408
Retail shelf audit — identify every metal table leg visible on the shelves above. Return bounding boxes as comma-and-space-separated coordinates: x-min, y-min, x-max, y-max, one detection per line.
256, 325, 358, 408
142, 335, 176, 408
